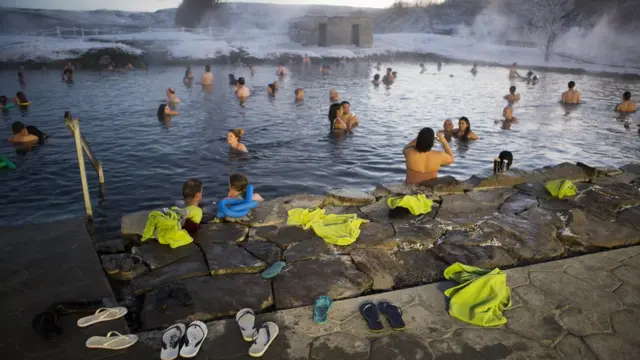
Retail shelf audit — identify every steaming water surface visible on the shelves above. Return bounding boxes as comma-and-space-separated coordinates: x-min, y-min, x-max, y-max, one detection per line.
1, 63, 638, 236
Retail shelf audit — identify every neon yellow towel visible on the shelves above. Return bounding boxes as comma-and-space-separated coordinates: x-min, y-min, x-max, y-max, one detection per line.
545, 179, 577, 199
443, 263, 511, 327
141, 209, 193, 248
387, 194, 433, 215
287, 208, 369, 246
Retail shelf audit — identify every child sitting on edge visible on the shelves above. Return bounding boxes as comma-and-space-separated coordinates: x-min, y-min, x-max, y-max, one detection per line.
181, 178, 203, 235
227, 173, 264, 202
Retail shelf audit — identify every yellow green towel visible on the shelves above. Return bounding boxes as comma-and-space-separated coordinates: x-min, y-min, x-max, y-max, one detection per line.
545, 179, 577, 199
444, 263, 511, 327
387, 194, 433, 215
287, 208, 369, 246
141, 209, 193, 248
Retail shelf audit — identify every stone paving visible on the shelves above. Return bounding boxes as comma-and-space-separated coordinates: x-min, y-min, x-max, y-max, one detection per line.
112, 245, 640, 360
112, 162, 640, 331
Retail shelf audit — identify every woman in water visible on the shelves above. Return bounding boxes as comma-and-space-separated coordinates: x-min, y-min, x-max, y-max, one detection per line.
328, 103, 349, 131
1, 96, 13, 110
227, 128, 248, 153
227, 173, 264, 201
453, 117, 479, 140
157, 104, 179, 119
267, 81, 279, 96
14, 92, 29, 107
166, 88, 180, 104
183, 66, 194, 85
403, 127, 454, 184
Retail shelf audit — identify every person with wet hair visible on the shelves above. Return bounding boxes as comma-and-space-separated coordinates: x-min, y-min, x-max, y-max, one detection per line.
227, 173, 263, 201
494, 151, 513, 174
453, 117, 479, 140
201, 64, 213, 86
420, 63, 426, 74
615, 91, 637, 112
227, 128, 248, 153
14, 91, 29, 107
166, 88, 180, 104
340, 101, 359, 129
183, 66, 194, 85
561, 81, 581, 104
382, 68, 394, 85
526, 71, 538, 85
267, 80, 279, 96
8, 121, 46, 144
504, 86, 520, 102
294, 88, 304, 102
236, 77, 250, 99
372, 74, 381, 86
403, 127, 454, 184
157, 103, 179, 119
508, 62, 522, 79
438, 119, 455, 141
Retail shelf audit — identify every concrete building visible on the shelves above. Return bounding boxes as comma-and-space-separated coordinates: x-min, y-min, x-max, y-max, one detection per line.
288, 16, 373, 47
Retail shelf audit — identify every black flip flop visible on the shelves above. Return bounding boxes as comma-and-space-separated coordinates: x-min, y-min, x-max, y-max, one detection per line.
359, 302, 384, 333
377, 301, 406, 331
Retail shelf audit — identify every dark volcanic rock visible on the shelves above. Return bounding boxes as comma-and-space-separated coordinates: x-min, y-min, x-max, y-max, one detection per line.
325, 188, 375, 206
518, 207, 565, 229
241, 241, 281, 264
500, 191, 539, 215
131, 251, 210, 294
199, 243, 266, 275
370, 334, 431, 360
566, 209, 640, 248
359, 200, 435, 224
140, 274, 272, 331
372, 183, 431, 198
436, 189, 516, 227
283, 238, 333, 262
135, 242, 202, 270
310, 332, 371, 360
251, 226, 317, 248
393, 217, 446, 248
393, 249, 449, 287
573, 183, 640, 218
273, 257, 372, 309
94, 238, 131, 253
341, 221, 397, 252
433, 244, 516, 269
195, 222, 248, 244
524, 162, 590, 183
350, 248, 401, 290
120, 210, 152, 239
420, 175, 471, 195
466, 173, 527, 190
620, 163, 640, 176
246, 194, 325, 227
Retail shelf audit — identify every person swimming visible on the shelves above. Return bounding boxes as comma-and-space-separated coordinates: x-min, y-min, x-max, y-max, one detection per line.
375, 61, 382, 71
14, 92, 29, 106
18, 65, 25, 85
303, 54, 311, 65
0, 96, 13, 110
329, 89, 340, 102
504, 86, 521, 102
438, 119, 454, 141
321, 65, 330, 74
183, 66, 194, 85
372, 74, 381, 86
503, 105, 518, 123
267, 81, 279, 96
382, 68, 394, 85
420, 63, 426, 74
249, 64, 255, 76
403, 127, 454, 184
201, 64, 213, 86
227, 128, 248, 153
494, 151, 513, 174
227, 173, 264, 202
561, 81, 581, 104
470, 63, 478, 75
294, 88, 304, 102
8, 121, 46, 144
276, 63, 288, 76
157, 103, 179, 118
615, 91, 637, 112
236, 78, 250, 100
328, 103, 349, 131
341, 101, 359, 129
453, 117, 479, 140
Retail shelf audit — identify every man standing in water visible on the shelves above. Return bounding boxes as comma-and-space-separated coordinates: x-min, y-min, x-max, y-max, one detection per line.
508, 63, 521, 79
561, 81, 581, 104
201, 64, 213, 86
504, 86, 520, 102
236, 77, 250, 100
341, 101, 359, 129
615, 91, 637, 112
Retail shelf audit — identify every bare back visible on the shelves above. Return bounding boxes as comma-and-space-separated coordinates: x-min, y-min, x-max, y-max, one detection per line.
201, 72, 213, 85
403, 148, 451, 184
237, 86, 250, 98
562, 90, 581, 104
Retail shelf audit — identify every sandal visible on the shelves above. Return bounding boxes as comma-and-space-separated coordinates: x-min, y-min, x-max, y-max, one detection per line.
86, 331, 138, 350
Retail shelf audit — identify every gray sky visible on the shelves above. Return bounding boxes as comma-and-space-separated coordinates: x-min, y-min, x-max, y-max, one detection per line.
0, 0, 399, 11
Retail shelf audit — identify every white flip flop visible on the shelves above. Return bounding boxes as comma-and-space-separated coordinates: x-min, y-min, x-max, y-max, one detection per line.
160, 323, 186, 360
77, 307, 128, 328
179, 321, 208, 358
86, 331, 138, 350
236, 308, 256, 341
248, 322, 279, 358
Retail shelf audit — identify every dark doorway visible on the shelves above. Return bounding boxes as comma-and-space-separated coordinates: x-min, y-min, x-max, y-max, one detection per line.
351, 24, 360, 46
319, 23, 327, 47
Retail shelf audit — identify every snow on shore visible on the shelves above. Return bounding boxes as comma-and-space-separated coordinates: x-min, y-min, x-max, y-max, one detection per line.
1, 31, 638, 75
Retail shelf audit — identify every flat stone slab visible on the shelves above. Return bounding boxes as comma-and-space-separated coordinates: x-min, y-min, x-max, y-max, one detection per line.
94, 238, 131, 253
245, 194, 326, 227
241, 240, 282, 265
573, 183, 640, 217
465, 173, 527, 190
199, 243, 266, 275
393, 249, 449, 287
250, 225, 317, 248
394, 218, 446, 249
273, 257, 372, 309
566, 208, 640, 248
350, 248, 401, 290
437, 189, 516, 227
120, 209, 153, 238
131, 251, 210, 294
134, 241, 201, 270
371, 183, 431, 197
195, 222, 248, 244
432, 243, 516, 269
499, 191, 538, 214
370, 334, 431, 360
284, 238, 333, 262
523, 162, 590, 183
420, 175, 471, 195
309, 332, 370, 360
339, 221, 397, 252
325, 188, 375, 206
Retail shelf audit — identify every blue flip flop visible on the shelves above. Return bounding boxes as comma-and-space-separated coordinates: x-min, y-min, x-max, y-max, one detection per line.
313, 296, 332, 324
260, 261, 286, 279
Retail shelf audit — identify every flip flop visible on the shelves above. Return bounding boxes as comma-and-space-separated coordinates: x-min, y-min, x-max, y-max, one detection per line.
260, 261, 286, 279
179, 321, 208, 358
377, 301, 406, 331
248, 322, 279, 358
120, 255, 142, 276
236, 308, 256, 341
313, 296, 332, 325
161, 323, 186, 360
359, 302, 384, 333
102, 257, 119, 275
86, 331, 138, 350
77, 307, 128, 327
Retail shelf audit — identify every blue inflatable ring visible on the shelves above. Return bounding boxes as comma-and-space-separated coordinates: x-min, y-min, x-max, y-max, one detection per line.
217, 184, 259, 218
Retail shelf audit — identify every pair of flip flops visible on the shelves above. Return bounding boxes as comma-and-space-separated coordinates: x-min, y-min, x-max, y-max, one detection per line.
360, 301, 406, 332
236, 308, 279, 358
102, 255, 142, 276
79, 307, 138, 350
161, 321, 208, 359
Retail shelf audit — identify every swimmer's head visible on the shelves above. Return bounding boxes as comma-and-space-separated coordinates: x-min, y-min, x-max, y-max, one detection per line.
512, 62, 517, 67
238, 77, 245, 86
330, 89, 339, 97
229, 74, 236, 81
568, 81, 575, 89
11, 121, 27, 135
227, 128, 245, 143
526, 71, 533, 77
458, 116, 471, 133
205, 64, 211, 72
509, 86, 516, 94
386, 68, 392, 73
392, 71, 397, 77
415, 127, 435, 153
295, 88, 304, 99
182, 178, 203, 203
373, 74, 380, 81
157, 104, 167, 118
229, 173, 249, 193
167, 88, 176, 95
328, 103, 342, 122
341, 101, 350, 114
623, 91, 631, 101
443, 119, 453, 131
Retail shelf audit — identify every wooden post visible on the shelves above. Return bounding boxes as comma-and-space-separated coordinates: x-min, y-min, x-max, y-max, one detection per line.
97, 160, 104, 184
72, 119, 93, 220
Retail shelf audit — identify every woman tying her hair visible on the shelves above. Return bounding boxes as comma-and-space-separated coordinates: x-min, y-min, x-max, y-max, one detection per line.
227, 173, 264, 201
14, 92, 29, 107
227, 128, 248, 153
453, 117, 479, 140
403, 127, 454, 184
